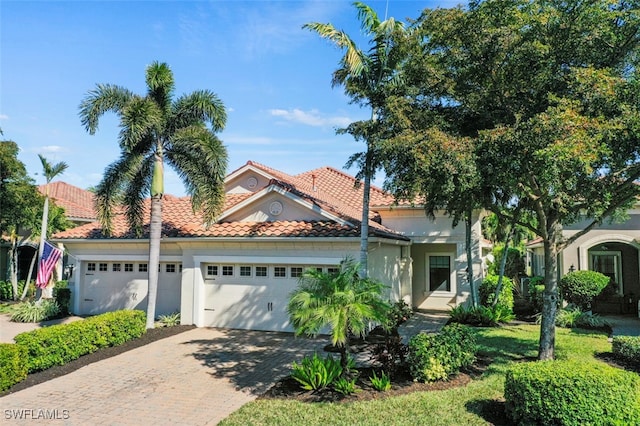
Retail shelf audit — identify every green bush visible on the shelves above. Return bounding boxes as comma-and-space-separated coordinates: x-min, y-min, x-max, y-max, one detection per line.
53, 288, 71, 316
11, 299, 60, 323
0, 344, 28, 392
385, 300, 413, 329
487, 244, 525, 281
449, 304, 514, 327
0, 280, 34, 301
370, 370, 391, 391
613, 336, 640, 365
559, 270, 610, 310
291, 353, 343, 391
528, 276, 545, 313
479, 274, 514, 310
408, 323, 477, 382
549, 307, 609, 329
505, 360, 640, 425
14, 310, 145, 373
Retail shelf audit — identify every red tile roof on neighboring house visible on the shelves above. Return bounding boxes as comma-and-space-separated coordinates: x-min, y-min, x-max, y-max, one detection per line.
39, 181, 96, 221
52, 163, 409, 242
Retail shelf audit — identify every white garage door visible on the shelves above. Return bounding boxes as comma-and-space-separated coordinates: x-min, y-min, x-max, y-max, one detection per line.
81, 261, 181, 316
202, 264, 334, 332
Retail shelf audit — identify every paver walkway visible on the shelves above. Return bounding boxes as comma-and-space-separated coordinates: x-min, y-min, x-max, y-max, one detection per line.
397, 310, 450, 342
0, 328, 323, 425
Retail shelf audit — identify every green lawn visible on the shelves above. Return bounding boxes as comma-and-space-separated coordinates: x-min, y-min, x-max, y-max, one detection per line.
0, 301, 19, 314
220, 325, 613, 426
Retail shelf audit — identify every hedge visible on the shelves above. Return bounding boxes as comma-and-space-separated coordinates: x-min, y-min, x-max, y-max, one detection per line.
613, 336, 640, 366
479, 274, 514, 310
408, 323, 477, 382
0, 344, 28, 392
559, 270, 609, 310
14, 310, 146, 373
505, 360, 640, 425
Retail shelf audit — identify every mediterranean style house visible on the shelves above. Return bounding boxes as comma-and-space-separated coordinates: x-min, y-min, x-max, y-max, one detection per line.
51, 161, 488, 331
527, 201, 640, 315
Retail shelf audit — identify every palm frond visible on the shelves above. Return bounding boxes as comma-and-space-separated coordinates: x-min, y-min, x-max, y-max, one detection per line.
119, 96, 163, 152
38, 155, 68, 182
354, 1, 380, 34
172, 90, 227, 132
145, 61, 175, 113
121, 153, 153, 237
78, 84, 134, 134
166, 125, 228, 225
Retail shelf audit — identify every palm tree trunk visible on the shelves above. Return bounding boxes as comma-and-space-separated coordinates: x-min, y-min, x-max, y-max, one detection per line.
9, 235, 18, 301
21, 249, 38, 301
359, 150, 372, 279
146, 194, 162, 329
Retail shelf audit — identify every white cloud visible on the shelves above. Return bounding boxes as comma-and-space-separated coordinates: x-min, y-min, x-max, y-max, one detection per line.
0, 114, 8, 120
227, 107, 235, 113
38, 145, 66, 153
269, 108, 352, 128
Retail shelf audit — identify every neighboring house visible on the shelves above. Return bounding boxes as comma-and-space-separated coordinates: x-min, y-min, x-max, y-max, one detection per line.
0, 182, 95, 283
527, 201, 640, 315
52, 161, 487, 332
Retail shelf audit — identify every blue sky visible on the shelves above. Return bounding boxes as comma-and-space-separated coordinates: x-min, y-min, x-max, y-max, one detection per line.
1, 0, 454, 196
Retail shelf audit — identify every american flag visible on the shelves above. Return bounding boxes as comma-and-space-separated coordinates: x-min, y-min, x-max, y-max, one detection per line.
36, 241, 63, 289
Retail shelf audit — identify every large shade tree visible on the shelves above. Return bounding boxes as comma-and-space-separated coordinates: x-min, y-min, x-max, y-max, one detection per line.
304, 1, 406, 277
387, 0, 640, 359
79, 61, 228, 328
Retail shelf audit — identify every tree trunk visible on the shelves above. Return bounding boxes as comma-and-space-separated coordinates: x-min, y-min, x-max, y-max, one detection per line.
21, 249, 38, 301
359, 149, 372, 279
146, 194, 162, 329
538, 220, 562, 360
9, 236, 18, 301
465, 210, 478, 307
492, 227, 514, 307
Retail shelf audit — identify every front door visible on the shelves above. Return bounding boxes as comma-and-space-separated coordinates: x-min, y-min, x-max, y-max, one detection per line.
589, 251, 622, 293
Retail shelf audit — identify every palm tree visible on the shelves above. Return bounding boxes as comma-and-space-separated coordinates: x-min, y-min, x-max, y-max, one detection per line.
79, 61, 228, 328
304, 2, 406, 278
287, 258, 390, 369
37, 154, 68, 298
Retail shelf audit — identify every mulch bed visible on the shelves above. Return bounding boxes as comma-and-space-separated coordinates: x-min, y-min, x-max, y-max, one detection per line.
0, 325, 194, 397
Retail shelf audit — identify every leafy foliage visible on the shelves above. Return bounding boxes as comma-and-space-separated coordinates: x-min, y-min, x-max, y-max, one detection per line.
542, 307, 609, 329
612, 336, 640, 366
291, 353, 343, 391
369, 336, 408, 377
369, 370, 391, 392
156, 311, 181, 327
559, 270, 610, 310
527, 276, 546, 313
449, 304, 514, 327
485, 244, 525, 281
53, 288, 71, 316
10, 299, 60, 323
408, 323, 477, 382
0, 344, 28, 392
385, 299, 413, 329
14, 310, 145, 373
288, 258, 390, 368
479, 274, 514, 311
0, 281, 33, 301
505, 360, 640, 425
333, 377, 358, 395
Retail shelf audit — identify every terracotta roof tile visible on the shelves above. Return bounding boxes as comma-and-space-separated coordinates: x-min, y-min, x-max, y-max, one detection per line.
39, 181, 96, 220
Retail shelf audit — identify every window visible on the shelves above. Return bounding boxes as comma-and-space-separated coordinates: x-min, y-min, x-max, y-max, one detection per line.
99, 263, 108, 272
124, 263, 133, 272
207, 265, 218, 277
274, 267, 286, 278
290, 267, 303, 278
327, 267, 339, 275
112, 263, 121, 272
139, 263, 148, 272
166, 264, 176, 273
256, 266, 267, 277
429, 255, 451, 292
222, 265, 234, 276
179, 264, 183, 273
315, 267, 323, 273
87, 263, 96, 272
240, 266, 252, 277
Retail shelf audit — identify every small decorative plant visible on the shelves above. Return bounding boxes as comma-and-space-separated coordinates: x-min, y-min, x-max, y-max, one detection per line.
291, 353, 343, 391
333, 376, 358, 395
11, 299, 60, 323
370, 370, 391, 392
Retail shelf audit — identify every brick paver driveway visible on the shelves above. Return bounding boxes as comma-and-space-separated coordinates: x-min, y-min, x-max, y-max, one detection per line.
1, 328, 323, 425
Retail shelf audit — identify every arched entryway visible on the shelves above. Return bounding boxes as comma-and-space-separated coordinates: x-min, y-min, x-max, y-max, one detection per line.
579, 235, 640, 315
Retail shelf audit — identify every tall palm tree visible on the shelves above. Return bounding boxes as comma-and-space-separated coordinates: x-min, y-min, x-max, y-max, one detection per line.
304, 2, 406, 278
287, 258, 390, 369
37, 154, 68, 298
79, 61, 228, 328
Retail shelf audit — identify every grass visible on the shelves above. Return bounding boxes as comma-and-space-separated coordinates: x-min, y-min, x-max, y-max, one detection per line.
219, 325, 613, 426
0, 302, 19, 315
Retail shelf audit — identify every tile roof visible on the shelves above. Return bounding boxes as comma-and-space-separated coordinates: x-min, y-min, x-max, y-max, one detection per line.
39, 181, 96, 221
52, 163, 409, 242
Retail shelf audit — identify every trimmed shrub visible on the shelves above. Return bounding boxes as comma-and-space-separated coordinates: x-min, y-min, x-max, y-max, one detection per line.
550, 307, 609, 329
528, 276, 545, 313
613, 336, 640, 366
0, 344, 28, 391
291, 353, 343, 391
53, 288, 71, 316
11, 299, 60, 323
559, 270, 609, 310
408, 323, 477, 382
479, 274, 514, 310
505, 360, 640, 426
14, 310, 145, 373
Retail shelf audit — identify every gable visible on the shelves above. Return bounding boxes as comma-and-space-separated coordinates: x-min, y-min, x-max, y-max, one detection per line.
221, 192, 328, 223
225, 168, 274, 194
